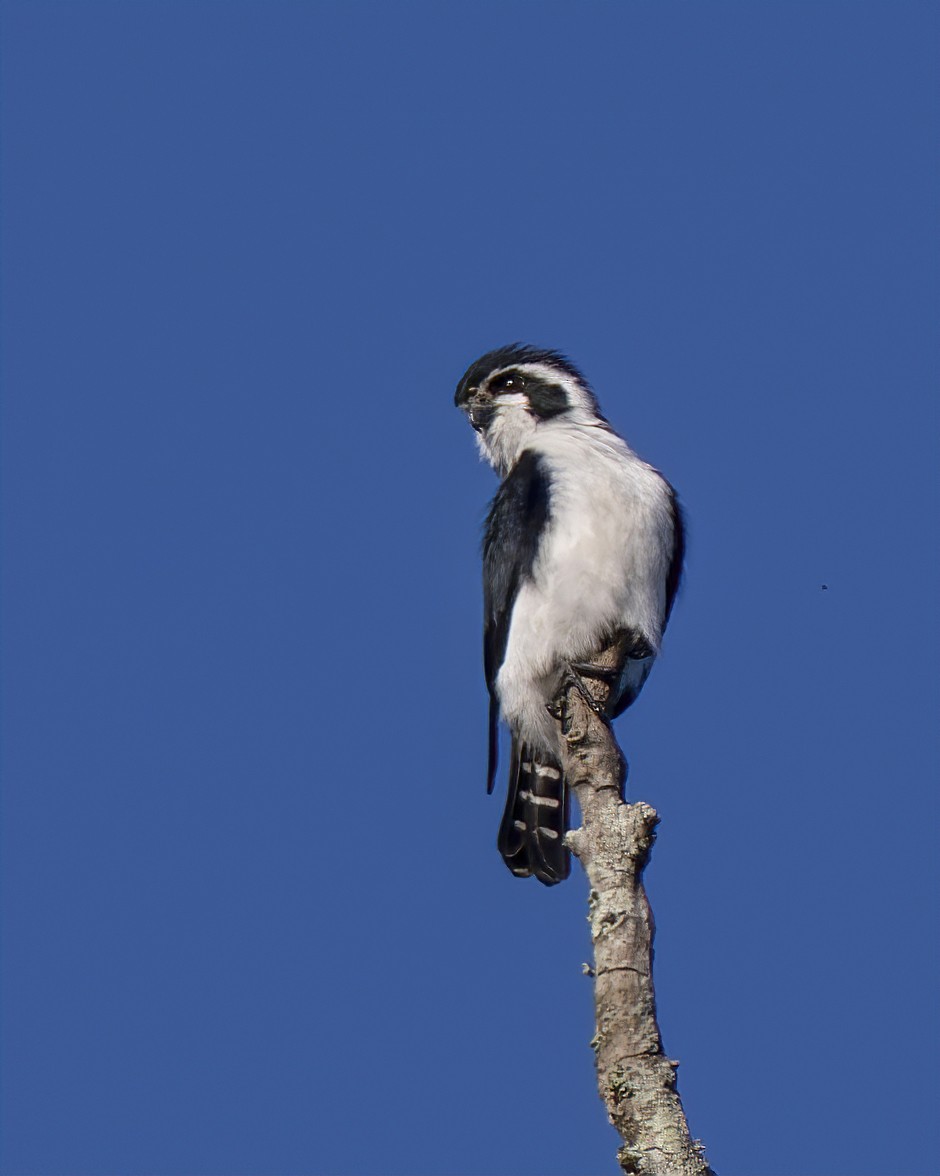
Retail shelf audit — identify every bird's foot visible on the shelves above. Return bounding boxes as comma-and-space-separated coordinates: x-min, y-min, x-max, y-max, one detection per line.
546, 665, 609, 719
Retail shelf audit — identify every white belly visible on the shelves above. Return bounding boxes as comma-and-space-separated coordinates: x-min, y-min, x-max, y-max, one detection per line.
495, 428, 673, 752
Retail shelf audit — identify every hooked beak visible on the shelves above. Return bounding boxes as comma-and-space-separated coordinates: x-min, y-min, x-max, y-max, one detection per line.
456, 385, 494, 433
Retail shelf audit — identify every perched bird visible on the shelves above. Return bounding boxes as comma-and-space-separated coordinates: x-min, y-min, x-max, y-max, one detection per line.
455, 344, 684, 885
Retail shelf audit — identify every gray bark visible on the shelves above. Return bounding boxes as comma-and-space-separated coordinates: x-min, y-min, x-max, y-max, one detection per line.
558, 636, 715, 1176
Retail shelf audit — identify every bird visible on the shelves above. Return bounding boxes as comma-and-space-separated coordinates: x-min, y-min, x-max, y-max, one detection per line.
455, 344, 684, 886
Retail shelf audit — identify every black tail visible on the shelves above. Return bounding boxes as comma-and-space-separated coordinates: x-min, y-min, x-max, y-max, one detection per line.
497, 739, 570, 885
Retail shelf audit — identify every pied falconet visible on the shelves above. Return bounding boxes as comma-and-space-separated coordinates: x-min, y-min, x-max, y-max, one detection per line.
455, 344, 684, 886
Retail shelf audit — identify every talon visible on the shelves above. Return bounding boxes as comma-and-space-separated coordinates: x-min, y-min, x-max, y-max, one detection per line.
569, 672, 607, 715
562, 665, 608, 716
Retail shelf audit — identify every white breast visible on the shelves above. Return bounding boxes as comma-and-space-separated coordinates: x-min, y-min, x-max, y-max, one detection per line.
495, 423, 674, 752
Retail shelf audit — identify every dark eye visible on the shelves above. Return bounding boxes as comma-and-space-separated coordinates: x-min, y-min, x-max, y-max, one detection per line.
493, 371, 523, 392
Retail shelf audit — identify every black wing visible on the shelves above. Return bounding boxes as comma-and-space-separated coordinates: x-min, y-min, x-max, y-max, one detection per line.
481, 450, 552, 793
606, 480, 685, 722
663, 481, 685, 631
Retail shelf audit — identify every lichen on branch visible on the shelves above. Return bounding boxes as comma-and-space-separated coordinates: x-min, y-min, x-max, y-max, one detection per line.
559, 635, 715, 1176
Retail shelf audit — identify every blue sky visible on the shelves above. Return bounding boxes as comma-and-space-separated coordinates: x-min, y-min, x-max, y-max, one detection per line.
1, 3, 937, 1174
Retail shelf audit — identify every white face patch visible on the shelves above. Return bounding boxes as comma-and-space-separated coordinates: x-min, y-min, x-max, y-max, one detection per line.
474, 362, 606, 475
492, 392, 528, 408
512, 364, 597, 419
477, 362, 595, 472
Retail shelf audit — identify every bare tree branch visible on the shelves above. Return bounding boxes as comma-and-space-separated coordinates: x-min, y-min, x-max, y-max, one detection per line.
559, 635, 715, 1176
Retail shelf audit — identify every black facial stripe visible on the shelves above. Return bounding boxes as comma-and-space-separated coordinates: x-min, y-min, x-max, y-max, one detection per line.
525, 379, 569, 421
456, 344, 605, 419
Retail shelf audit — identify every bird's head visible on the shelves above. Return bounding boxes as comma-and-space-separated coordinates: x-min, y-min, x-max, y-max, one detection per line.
454, 343, 605, 475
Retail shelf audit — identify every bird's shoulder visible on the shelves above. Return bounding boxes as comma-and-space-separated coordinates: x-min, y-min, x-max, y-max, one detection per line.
483, 449, 551, 573
481, 450, 553, 694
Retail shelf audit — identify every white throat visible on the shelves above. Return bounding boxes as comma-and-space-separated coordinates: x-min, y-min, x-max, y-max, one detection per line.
477, 405, 538, 476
